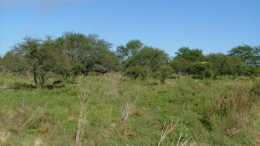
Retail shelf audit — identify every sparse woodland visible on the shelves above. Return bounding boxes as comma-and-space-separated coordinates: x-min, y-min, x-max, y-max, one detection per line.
0, 32, 260, 145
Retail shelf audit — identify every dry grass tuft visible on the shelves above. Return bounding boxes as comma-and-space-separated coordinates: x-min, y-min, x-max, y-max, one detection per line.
0, 131, 11, 144
119, 98, 138, 129
34, 138, 45, 146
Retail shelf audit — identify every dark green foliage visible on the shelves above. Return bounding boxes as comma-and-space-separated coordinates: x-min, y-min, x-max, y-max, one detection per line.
200, 111, 212, 131
1, 51, 28, 73
125, 65, 147, 80
250, 46, 260, 66
171, 47, 205, 76
189, 62, 212, 79
116, 39, 143, 63
57, 32, 121, 74
126, 46, 169, 73
91, 51, 122, 73
72, 63, 85, 76
175, 47, 204, 62
2, 36, 71, 89
222, 56, 246, 76
154, 65, 174, 83
205, 53, 226, 77
170, 58, 189, 74
227, 45, 260, 76
228, 44, 253, 65
205, 53, 248, 76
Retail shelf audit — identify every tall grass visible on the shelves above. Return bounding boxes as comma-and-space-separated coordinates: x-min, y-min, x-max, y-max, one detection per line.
0, 72, 259, 145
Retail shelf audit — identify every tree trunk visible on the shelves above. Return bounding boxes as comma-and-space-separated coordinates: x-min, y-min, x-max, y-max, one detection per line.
34, 74, 43, 90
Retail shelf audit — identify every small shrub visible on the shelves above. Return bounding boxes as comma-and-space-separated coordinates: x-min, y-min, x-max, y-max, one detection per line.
72, 63, 86, 76
125, 65, 147, 80
0, 66, 4, 72
190, 62, 212, 79
154, 65, 174, 83
250, 82, 260, 103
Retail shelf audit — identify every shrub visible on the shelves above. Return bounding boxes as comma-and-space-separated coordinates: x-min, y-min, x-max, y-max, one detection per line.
72, 63, 86, 76
199, 84, 260, 145
250, 82, 260, 103
189, 62, 212, 79
125, 65, 147, 80
154, 65, 174, 83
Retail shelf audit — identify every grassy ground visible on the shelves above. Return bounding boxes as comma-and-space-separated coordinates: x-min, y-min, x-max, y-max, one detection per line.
0, 72, 259, 146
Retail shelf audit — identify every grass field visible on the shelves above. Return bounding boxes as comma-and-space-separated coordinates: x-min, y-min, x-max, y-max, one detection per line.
0, 72, 259, 146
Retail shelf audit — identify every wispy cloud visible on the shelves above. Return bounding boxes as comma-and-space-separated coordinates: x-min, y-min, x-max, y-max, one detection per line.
0, 0, 95, 11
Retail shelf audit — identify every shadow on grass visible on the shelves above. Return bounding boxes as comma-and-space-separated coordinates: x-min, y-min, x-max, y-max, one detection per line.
45, 80, 66, 89
11, 82, 36, 90
46, 84, 65, 90
10, 80, 65, 90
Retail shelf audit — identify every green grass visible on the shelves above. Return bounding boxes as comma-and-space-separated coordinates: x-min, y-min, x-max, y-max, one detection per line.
0, 72, 259, 145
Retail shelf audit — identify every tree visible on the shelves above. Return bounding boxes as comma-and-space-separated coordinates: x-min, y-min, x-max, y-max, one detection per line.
116, 39, 143, 63
155, 65, 174, 83
221, 55, 245, 76
228, 44, 253, 65
125, 65, 147, 80
1, 51, 27, 73
56, 32, 96, 65
90, 50, 122, 73
189, 62, 212, 79
205, 53, 246, 76
250, 46, 260, 67
72, 63, 86, 76
170, 58, 189, 76
2, 36, 71, 89
205, 53, 226, 77
126, 46, 169, 73
57, 32, 121, 74
175, 47, 204, 62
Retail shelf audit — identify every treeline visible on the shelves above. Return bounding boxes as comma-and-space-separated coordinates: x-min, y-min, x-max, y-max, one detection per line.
0, 32, 259, 89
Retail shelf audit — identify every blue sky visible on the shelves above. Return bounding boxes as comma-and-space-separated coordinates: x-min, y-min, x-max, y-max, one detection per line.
0, 0, 260, 57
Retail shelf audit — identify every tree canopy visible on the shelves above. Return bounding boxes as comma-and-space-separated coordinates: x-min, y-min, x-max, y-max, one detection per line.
56, 32, 121, 74
126, 46, 169, 72
2, 36, 71, 89
175, 47, 204, 62
1, 32, 260, 89
116, 39, 143, 62
228, 44, 254, 65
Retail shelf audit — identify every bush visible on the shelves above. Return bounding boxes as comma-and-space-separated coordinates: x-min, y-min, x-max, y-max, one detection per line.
72, 63, 86, 76
125, 65, 147, 80
199, 84, 260, 145
190, 62, 212, 79
154, 65, 174, 83
0, 66, 3, 72
250, 82, 260, 103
